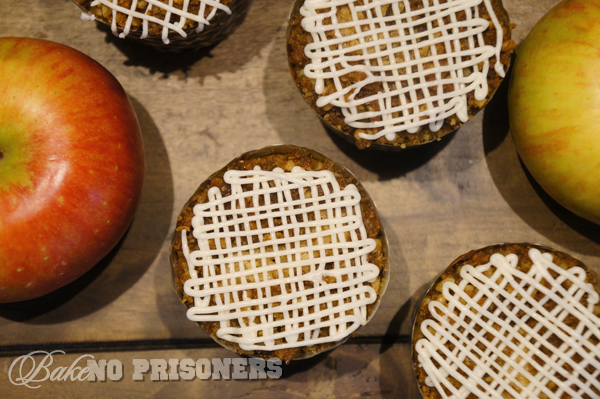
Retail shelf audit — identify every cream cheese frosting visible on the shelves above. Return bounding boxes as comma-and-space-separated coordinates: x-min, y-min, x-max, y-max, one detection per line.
415, 248, 600, 399
299, 0, 505, 141
182, 166, 380, 351
81, 0, 231, 44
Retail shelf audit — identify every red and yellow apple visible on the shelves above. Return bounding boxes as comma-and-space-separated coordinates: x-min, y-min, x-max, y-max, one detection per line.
0, 37, 145, 303
508, 0, 600, 225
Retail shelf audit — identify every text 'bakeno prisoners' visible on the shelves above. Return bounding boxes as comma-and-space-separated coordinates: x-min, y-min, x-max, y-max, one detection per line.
9, 351, 283, 388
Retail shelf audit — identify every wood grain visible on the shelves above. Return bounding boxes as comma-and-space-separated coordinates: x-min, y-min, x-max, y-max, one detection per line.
1, 0, 598, 396
0, 343, 419, 398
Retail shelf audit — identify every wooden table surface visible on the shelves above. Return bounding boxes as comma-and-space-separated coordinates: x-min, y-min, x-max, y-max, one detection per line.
1, 0, 598, 397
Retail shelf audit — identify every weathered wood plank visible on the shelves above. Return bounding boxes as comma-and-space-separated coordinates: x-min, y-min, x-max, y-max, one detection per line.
1, 343, 420, 398
1, 0, 598, 355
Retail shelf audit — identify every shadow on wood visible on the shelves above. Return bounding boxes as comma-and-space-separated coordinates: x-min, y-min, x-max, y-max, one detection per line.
483, 68, 600, 254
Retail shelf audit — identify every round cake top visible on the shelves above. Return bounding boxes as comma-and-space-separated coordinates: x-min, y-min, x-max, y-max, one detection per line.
414, 246, 600, 399
298, 0, 507, 142
79, 0, 232, 44
181, 165, 381, 351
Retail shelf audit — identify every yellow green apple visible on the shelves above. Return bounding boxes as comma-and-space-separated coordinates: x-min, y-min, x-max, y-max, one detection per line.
508, 0, 600, 225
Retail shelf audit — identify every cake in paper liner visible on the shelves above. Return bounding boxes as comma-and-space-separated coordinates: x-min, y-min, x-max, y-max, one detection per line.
73, 0, 250, 50
287, 0, 516, 149
170, 145, 388, 363
412, 243, 600, 399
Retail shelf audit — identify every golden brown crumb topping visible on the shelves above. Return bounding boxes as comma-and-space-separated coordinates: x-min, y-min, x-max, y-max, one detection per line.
412, 243, 600, 399
171, 149, 387, 363
287, 0, 516, 148
74, 0, 233, 36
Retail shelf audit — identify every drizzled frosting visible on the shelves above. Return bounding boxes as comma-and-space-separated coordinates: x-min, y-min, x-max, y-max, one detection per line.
300, 0, 505, 141
182, 166, 380, 351
82, 0, 231, 44
415, 248, 600, 399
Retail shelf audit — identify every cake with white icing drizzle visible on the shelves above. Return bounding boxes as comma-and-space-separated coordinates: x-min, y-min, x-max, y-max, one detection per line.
170, 146, 388, 363
72, 0, 249, 49
412, 243, 600, 399
288, 0, 516, 149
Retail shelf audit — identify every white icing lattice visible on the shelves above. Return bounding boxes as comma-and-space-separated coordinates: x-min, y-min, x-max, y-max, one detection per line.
300, 0, 505, 141
182, 166, 380, 351
83, 0, 231, 44
415, 248, 600, 399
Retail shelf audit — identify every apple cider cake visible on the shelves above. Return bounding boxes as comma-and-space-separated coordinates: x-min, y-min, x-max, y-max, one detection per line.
287, 0, 516, 149
170, 145, 388, 363
412, 243, 600, 399
72, 0, 249, 49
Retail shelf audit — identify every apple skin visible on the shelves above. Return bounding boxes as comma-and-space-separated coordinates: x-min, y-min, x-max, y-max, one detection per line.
508, 0, 600, 225
0, 37, 145, 303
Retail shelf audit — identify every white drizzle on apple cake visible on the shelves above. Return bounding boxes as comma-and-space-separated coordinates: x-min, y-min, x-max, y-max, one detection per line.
79, 0, 231, 44
181, 166, 380, 351
296, 0, 507, 142
415, 248, 600, 399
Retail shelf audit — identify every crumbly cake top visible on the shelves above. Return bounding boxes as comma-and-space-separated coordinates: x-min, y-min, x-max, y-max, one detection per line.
299, 0, 505, 142
181, 166, 380, 351
415, 248, 600, 399
79, 0, 232, 44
